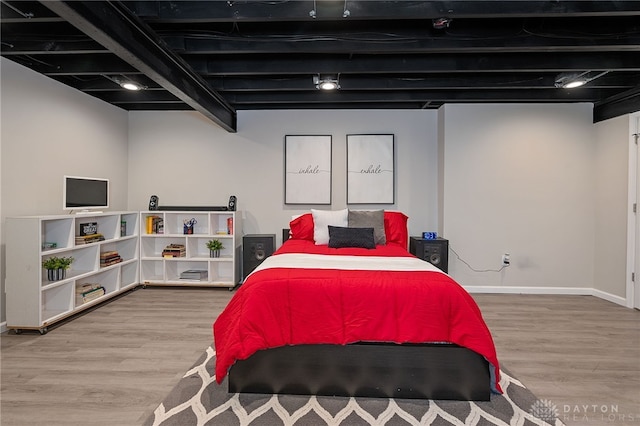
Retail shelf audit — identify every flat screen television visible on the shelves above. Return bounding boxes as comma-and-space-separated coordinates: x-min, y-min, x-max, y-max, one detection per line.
63, 176, 110, 211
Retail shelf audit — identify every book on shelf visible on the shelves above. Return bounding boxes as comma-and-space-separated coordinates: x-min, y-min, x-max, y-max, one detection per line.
75, 283, 105, 304
75, 233, 105, 244
145, 215, 164, 234
76, 283, 98, 294
180, 269, 208, 280
100, 257, 122, 267
100, 250, 122, 267
82, 286, 106, 303
162, 243, 186, 258
100, 253, 120, 261
153, 216, 164, 234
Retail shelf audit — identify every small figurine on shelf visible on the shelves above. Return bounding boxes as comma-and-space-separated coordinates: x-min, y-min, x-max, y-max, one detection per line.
206, 239, 224, 258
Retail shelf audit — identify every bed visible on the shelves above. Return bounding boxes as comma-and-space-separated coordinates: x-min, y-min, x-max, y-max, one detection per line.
213, 210, 501, 401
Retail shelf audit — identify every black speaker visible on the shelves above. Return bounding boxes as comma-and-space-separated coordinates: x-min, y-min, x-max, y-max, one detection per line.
243, 234, 275, 280
228, 195, 237, 211
409, 237, 449, 273
149, 195, 158, 211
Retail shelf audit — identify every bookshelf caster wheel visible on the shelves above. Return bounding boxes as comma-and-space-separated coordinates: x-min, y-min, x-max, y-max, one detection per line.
14, 329, 23, 335
39, 327, 48, 335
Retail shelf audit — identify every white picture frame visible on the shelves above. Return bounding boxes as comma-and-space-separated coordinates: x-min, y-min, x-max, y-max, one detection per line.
285, 135, 332, 205
347, 134, 395, 204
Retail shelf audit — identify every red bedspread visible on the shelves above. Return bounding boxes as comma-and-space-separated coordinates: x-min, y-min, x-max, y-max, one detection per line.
213, 240, 502, 393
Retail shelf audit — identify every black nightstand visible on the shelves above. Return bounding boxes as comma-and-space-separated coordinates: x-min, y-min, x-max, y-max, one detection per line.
243, 234, 276, 280
409, 237, 449, 273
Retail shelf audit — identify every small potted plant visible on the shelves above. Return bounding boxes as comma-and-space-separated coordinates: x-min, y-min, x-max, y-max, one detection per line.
206, 239, 224, 258
42, 256, 74, 281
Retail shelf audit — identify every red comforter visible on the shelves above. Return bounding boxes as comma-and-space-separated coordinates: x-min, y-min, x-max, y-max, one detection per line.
213, 240, 502, 393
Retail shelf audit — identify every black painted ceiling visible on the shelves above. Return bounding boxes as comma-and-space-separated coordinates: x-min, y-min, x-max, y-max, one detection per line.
2, 1, 640, 132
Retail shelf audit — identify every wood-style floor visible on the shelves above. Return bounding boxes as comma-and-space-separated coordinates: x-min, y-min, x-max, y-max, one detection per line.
1, 288, 639, 426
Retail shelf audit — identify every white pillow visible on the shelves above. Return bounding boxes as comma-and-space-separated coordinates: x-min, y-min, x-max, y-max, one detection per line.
311, 209, 348, 245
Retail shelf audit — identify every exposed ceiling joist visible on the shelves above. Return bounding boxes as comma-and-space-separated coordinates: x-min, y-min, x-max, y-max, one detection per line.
1, 0, 638, 126
188, 52, 640, 75
127, 1, 640, 22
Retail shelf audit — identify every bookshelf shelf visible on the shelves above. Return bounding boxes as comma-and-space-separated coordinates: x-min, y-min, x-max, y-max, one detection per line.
6, 211, 140, 334
139, 211, 241, 288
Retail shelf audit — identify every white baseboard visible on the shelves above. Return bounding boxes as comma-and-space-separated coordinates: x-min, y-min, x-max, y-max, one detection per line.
591, 288, 628, 307
463, 285, 592, 295
0, 321, 7, 334
463, 285, 628, 307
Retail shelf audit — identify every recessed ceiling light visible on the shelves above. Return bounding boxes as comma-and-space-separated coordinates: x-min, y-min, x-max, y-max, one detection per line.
319, 81, 338, 90
102, 74, 147, 91
313, 75, 340, 90
554, 71, 609, 89
121, 82, 143, 91
563, 80, 587, 89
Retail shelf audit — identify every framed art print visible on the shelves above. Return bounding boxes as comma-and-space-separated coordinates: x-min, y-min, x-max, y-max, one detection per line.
285, 135, 332, 205
347, 134, 395, 204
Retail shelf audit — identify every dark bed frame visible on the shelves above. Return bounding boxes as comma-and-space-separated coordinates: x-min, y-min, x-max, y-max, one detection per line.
227, 230, 492, 401
228, 343, 490, 401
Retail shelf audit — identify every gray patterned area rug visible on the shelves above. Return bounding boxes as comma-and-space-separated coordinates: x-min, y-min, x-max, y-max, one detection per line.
144, 346, 565, 426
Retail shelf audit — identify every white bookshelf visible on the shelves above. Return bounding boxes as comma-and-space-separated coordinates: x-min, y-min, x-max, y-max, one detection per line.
5, 211, 139, 334
139, 211, 241, 288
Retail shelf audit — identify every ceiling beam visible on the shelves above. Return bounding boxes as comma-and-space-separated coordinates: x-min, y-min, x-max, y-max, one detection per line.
117, 103, 194, 111
205, 74, 639, 92
189, 52, 640, 75
594, 84, 640, 122
41, 0, 236, 132
128, 1, 640, 22
235, 102, 440, 110
0, 1, 60, 21
0, 38, 106, 55
160, 20, 640, 55
225, 89, 608, 104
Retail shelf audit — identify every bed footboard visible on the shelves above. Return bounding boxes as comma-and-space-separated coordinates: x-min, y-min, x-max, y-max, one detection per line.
228, 343, 490, 401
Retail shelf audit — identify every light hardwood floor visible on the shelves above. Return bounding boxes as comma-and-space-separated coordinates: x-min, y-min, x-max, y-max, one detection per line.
1, 288, 639, 425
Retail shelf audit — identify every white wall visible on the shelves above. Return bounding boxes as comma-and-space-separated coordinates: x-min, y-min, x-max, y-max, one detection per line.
127, 109, 439, 240
441, 103, 597, 290
1, 59, 130, 215
0, 58, 130, 323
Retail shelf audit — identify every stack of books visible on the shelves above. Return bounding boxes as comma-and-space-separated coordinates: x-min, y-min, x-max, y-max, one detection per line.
75, 233, 105, 245
162, 243, 186, 258
145, 215, 164, 234
100, 250, 122, 267
180, 269, 208, 280
76, 283, 106, 305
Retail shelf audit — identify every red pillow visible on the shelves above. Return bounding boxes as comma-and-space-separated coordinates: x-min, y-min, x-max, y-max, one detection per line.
384, 211, 409, 248
291, 211, 407, 246
289, 213, 314, 241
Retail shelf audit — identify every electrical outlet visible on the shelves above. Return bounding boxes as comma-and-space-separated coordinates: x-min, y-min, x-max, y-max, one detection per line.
502, 253, 510, 266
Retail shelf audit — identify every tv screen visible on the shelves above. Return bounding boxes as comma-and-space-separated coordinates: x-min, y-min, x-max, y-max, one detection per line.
63, 176, 110, 211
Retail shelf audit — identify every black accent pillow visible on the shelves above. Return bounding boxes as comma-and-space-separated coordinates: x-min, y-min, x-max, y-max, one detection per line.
328, 226, 376, 249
